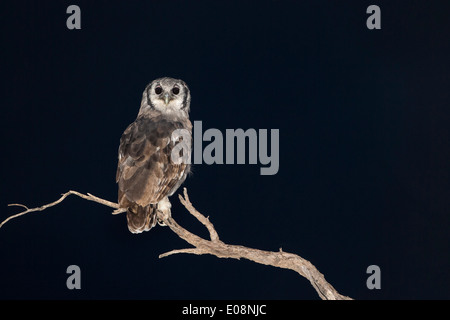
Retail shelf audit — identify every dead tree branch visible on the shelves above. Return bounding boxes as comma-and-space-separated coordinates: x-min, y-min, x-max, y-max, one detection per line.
2, 188, 352, 300
1, 191, 125, 229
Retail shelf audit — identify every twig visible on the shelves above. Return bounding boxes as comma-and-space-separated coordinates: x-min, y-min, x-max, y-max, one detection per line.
1, 190, 124, 229
2, 188, 352, 300
178, 191, 220, 242
159, 248, 206, 258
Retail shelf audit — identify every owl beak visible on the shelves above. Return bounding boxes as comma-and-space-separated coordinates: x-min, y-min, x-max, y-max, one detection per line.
164, 92, 170, 105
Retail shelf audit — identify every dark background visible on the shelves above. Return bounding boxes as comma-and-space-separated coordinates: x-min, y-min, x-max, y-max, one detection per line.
1, 1, 449, 300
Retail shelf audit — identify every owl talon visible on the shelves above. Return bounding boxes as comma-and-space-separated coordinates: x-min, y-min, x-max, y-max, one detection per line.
157, 216, 167, 226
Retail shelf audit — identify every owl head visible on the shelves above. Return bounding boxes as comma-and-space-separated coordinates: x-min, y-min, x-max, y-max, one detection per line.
140, 77, 191, 117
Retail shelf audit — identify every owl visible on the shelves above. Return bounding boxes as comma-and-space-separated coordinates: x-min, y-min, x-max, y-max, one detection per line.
116, 77, 192, 233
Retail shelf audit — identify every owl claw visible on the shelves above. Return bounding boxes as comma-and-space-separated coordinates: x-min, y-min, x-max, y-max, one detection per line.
155, 197, 171, 226
157, 216, 167, 226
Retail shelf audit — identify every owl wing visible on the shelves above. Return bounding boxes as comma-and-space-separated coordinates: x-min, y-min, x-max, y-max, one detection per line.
117, 115, 191, 208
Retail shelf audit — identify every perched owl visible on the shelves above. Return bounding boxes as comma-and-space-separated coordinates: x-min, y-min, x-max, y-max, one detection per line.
116, 77, 192, 233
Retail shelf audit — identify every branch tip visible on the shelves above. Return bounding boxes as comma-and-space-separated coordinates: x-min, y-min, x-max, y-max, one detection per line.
159, 248, 205, 259
7, 203, 29, 210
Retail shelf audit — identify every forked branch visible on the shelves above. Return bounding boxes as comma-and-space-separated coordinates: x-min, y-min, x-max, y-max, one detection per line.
2, 188, 352, 300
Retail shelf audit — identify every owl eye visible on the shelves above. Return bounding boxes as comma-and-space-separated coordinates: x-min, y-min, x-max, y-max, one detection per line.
154, 86, 163, 95
172, 87, 180, 95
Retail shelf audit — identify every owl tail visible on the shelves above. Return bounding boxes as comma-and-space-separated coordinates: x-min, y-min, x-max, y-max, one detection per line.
126, 204, 157, 234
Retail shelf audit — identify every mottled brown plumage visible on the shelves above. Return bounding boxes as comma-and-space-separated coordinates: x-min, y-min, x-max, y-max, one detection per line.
116, 78, 192, 233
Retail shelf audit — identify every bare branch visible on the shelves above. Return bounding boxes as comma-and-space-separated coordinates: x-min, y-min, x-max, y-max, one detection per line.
178, 188, 220, 242
8, 203, 29, 210
157, 189, 352, 300
159, 248, 207, 258
112, 208, 127, 215
1, 190, 122, 229
2, 188, 352, 300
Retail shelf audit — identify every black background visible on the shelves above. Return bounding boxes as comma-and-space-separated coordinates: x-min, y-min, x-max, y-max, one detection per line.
1, 1, 449, 300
